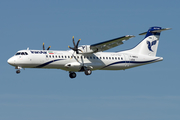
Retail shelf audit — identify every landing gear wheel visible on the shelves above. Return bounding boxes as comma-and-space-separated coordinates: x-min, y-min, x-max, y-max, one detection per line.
85, 69, 92, 75
16, 70, 20, 74
69, 72, 76, 78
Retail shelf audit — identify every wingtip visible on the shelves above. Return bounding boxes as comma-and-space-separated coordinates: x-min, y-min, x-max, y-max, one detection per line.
165, 28, 172, 30
126, 35, 135, 38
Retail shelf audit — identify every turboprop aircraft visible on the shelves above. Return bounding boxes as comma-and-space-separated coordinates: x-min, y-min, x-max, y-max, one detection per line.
7, 26, 171, 78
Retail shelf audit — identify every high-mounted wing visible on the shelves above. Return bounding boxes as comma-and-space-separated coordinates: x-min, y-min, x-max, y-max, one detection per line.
90, 35, 135, 52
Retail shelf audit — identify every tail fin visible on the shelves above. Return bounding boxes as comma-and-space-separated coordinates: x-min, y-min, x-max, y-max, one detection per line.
129, 26, 171, 56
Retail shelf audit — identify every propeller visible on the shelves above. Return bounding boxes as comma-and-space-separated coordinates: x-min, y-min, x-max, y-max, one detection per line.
43, 43, 51, 50
68, 36, 83, 54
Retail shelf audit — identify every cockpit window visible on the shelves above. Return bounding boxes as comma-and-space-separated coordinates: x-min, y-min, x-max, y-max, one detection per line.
15, 52, 28, 56
15, 52, 21, 55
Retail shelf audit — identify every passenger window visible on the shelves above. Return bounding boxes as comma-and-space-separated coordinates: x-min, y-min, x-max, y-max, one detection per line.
90, 57, 92, 59
62, 56, 63, 58
106, 57, 108, 59
121, 57, 123, 60
109, 57, 111, 60
49, 55, 51, 58
65, 56, 67, 58
52, 55, 54, 58
46, 55, 48, 58
56, 55, 57, 58
59, 56, 60, 58
118, 57, 120, 60
115, 57, 117, 60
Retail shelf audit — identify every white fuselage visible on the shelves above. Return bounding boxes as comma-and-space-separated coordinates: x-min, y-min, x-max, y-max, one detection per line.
7, 26, 170, 78
7, 49, 163, 72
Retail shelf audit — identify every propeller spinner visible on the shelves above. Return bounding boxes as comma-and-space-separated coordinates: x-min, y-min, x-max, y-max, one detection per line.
68, 36, 83, 54
43, 43, 51, 50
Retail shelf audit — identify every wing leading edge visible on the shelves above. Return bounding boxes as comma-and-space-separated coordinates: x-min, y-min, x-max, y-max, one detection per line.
90, 35, 135, 52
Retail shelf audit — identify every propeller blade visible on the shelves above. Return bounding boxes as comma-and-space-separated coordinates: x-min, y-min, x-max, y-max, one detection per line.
68, 46, 75, 50
47, 46, 51, 50
43, 43, 45, 50
72, 36, 76, 47
70, 51, 75, 59
78, 49, 83, 53
76, 39, 81, 48
68, 37, 82, 54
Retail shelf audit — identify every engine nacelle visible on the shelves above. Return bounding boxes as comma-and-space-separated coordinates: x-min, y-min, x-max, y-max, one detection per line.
77, 45, 94, 54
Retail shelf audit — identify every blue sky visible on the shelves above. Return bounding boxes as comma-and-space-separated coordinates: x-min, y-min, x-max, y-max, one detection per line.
1, 0, 180, 120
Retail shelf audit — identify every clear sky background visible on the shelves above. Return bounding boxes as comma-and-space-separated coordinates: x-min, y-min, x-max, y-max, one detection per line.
1, 0, 180, 120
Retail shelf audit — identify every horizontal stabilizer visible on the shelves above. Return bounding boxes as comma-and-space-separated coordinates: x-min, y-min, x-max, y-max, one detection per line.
139, 28, 171, 35
151, 28, 172, 33
139, 32, 147, 35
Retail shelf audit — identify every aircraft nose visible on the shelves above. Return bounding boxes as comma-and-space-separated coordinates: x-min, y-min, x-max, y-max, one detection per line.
7, 57, 15, 65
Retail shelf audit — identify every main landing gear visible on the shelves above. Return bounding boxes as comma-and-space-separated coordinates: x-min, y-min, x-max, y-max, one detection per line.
69, 69, 92, 79
69, 72, 76, 78
84, 69, 92, 75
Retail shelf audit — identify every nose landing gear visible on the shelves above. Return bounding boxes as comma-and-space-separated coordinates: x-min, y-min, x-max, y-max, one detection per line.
15, 66, 22, 74
16, 69, 20, 74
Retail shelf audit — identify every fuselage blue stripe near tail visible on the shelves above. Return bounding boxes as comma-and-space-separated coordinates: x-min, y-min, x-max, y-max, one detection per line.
101, 58, 160, 69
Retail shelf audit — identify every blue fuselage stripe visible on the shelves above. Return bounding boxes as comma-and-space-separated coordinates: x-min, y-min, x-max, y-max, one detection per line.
35, 59, 64, 68
101, 58, 160, 69
35, 58, 160, 69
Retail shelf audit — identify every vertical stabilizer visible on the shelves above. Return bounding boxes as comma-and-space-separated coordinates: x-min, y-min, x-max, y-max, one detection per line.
129, 27, 171, 56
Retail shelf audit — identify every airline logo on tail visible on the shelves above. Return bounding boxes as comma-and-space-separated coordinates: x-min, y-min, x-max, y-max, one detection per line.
147, 40, 157, 52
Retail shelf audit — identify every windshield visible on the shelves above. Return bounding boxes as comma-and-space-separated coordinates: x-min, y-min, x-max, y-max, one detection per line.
15, 52, 28, 56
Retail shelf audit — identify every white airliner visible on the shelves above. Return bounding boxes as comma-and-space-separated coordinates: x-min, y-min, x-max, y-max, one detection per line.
7, 27, 171, 78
